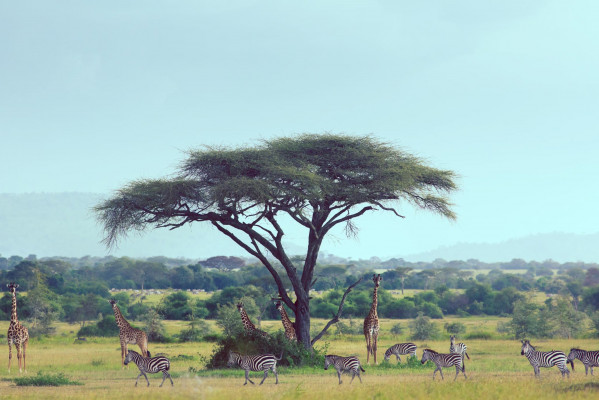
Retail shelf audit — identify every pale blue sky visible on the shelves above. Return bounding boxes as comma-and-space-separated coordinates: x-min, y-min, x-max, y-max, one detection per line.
1, 1, 598, 260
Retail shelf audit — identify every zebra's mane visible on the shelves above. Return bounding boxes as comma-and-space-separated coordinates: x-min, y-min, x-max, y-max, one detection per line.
424, 349, 438, 354
570, 348, 584, 352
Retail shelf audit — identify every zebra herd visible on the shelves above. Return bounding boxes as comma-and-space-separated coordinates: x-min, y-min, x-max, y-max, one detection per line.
225, 338, 599, 385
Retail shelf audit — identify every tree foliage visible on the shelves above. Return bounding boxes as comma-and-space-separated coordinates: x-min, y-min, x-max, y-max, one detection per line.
94, 134, 457, 348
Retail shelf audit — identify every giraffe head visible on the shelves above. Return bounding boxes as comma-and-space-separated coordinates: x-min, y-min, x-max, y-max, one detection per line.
108, 299, 117, 307
373, 274, 382, 288
7, 283, 19, 294
275, 301, 283, 312
237, 302, 244, 312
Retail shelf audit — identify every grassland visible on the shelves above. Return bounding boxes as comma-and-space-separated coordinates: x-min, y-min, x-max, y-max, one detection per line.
0, 319, 598, 399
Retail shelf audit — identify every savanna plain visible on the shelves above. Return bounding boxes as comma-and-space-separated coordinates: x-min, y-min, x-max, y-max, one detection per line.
0, 318, 597, 400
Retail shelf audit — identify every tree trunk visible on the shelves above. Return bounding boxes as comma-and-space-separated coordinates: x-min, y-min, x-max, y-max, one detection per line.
294, 294, 312, 350
401, 277, 405, 295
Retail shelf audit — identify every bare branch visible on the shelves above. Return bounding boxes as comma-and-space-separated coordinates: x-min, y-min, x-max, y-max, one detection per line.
310, 277, 363, 345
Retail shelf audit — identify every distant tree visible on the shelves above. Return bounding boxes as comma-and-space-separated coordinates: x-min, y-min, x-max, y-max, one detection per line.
395, 267, 413, 294
444, 322, 466, 336
95, 134, 457, 350
584, 268, 599, 286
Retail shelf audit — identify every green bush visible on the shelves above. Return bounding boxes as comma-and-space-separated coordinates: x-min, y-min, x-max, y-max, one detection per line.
205, 331, 325, 369
77, 315, 119, 337
14, 371, 82, 386
410, 312, 440, 340
465, 331, 493, 340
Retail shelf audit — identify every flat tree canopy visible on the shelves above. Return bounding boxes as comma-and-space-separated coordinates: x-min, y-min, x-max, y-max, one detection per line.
95, 133, 457, 349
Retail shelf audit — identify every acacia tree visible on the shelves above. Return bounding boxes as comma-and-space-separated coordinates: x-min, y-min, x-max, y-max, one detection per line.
95, 134, 457, 350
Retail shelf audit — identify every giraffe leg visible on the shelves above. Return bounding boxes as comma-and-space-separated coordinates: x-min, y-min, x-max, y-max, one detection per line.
16, 344, 22, 374
121, 342, 127, 369
7, 341, 12, 373
365, 334, 371, 364
22, 339, 28, 373
373, 335, 378, 364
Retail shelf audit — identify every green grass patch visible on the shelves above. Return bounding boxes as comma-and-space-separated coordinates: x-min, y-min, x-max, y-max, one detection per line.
13, 371, 83, 386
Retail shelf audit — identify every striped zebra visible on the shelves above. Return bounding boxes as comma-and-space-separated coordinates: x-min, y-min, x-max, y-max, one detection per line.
567, 348, 599, 376
520, 340, 570, 378
421, 349, 466, 381
383, 343, 417, 363
227, 351, 282, 385
123, 350, 173, 387
324, 355, 366, 384
450, 335, 470, 360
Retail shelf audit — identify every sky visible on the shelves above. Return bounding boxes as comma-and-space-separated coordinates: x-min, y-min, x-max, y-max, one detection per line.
1, 1, 598, 260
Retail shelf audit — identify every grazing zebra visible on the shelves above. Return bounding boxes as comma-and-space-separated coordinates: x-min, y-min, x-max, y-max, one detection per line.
324, 355, 366, 384
520, 340, 570, 378
123, 350, 173, 387
421, 349, 466, 381
567, 348, 599, 376
227, 351, 281, 385
383, 343, 417, 363
450, 335, 470, 360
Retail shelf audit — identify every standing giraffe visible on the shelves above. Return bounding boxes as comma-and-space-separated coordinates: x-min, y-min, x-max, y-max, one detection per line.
7, 283, 29, 373
363, 274, 382, 364
275, 301, 296, 341
237, 302, 269, 337
108, 299, 150, 368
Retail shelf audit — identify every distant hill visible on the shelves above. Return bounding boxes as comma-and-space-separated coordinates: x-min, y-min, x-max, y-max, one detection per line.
0, 193, 597, 262
404, 232, 599, 263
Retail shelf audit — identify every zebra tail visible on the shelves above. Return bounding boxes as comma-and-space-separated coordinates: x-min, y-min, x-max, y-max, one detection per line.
146, 350, 151, 358
568, 360, 574, 371
465, 352, 470, 360
276, 351, 283, 361
360, 366, 366, 372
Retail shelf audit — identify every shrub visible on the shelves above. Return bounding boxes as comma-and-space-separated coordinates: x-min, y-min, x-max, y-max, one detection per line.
14, 371, 82, 386
465, 331, 493, 340
409, 312, 440, 340
390, 323, 404, 338
77, 315, 119, 337
205, 331, 325, 369
444, 322, 467, 336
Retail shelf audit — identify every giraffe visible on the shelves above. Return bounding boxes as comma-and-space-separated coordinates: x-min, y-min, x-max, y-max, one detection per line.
7, 283, 29, 373
108, 299, 150, 368
237, 302, 270, 338
363, 274, 382, 365
275, 301, 296, 341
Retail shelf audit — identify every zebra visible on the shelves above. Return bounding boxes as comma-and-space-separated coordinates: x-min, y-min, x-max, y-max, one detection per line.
567, 348, 599, 376
520, 340, 570, 378
227, 351, 282, 385
450, 335, 470, 361
420, 349, 466, 381
383, 343, 417, 363
324, 355, 366, 384
123, 350, 173, 387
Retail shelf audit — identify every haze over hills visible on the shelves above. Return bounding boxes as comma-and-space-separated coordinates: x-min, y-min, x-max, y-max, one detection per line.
0, 192, 597, 263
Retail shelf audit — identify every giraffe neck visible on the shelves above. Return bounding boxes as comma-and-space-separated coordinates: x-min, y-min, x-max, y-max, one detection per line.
369, 287, 379, 318
240, 309, 256, 330
112, 305, 131, 329
279, 307, 292, 326
10, 291, 19, 324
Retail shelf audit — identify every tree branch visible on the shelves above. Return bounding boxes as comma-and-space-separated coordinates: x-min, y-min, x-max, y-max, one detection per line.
211, 222, 294, 308
310, 277, 363, 345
